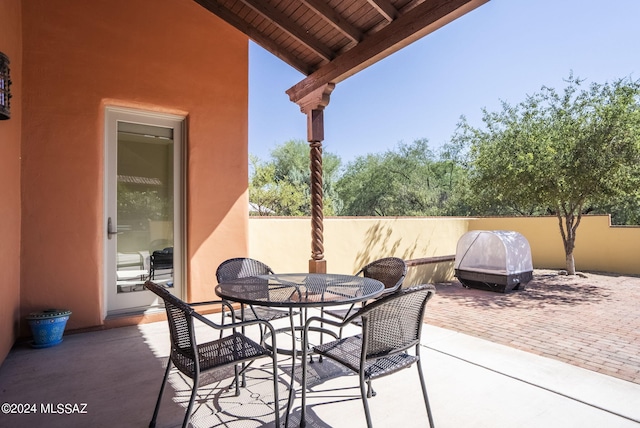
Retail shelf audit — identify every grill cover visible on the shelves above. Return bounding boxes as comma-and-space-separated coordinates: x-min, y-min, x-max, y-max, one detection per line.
454, 230, 533, 293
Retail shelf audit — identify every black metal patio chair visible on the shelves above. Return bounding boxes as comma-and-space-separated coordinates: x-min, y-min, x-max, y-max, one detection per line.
149, 247, 173, 285
216, 257, 299, 323
301, 283, 436, 428
144, 281, 280, 428
323, 257, 407, 327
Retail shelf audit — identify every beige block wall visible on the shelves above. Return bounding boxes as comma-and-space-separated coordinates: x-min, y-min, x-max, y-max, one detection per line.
471, 215, 640, 275
249, 215, 640, 281
248, 217, 471, 284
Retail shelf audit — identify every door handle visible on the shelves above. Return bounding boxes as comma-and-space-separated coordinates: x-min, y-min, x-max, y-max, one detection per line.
107, 217, 121, 239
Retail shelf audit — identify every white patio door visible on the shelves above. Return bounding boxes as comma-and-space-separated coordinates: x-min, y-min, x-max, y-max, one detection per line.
104, 107, 184, 316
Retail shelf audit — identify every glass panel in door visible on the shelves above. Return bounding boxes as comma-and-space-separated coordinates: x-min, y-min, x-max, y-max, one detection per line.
116, 122, 174, 292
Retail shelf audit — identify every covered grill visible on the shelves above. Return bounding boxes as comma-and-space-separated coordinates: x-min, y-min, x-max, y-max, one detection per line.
454, 230, 533, 293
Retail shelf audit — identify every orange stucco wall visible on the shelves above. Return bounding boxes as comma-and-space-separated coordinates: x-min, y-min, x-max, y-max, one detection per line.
20, 0, 250, 333
0, 0, 22, 362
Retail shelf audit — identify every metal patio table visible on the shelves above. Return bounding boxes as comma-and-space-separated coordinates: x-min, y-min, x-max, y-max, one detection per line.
215, 273, 385, 426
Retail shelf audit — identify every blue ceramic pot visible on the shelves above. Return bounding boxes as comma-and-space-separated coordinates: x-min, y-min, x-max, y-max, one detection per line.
26, 309, 72, 348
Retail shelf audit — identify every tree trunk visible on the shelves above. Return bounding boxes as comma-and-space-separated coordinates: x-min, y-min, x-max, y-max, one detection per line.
556, 210, 580, 275
563, 226, 577, 275
565, 251, 576, 275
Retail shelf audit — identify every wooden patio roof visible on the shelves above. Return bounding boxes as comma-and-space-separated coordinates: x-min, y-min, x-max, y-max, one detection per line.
193, 0, 490, 272
194, 0, 489, 104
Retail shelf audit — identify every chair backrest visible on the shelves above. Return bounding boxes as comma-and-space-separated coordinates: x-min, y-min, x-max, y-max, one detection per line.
151, 247, 173, 270
356, 284, 435, 361
144, 281, 198, 377
358, 257, 407, 293
216, 257, 274, 283
150, 247, 173, 281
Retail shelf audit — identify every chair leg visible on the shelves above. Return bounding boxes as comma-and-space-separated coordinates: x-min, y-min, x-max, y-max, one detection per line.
226, 363, 242, 396
359, 372, 374, 428
366, 380, 376, 398
300, 328, 309, 428
234, 364, 241, 396
285, 311, 298, 428
416, 350, 435, 428
270, 351, 281, 428
183, 375, 200, 428
149, 358, 173, 428
304, 308, 315, 364
240, 305, 247, 388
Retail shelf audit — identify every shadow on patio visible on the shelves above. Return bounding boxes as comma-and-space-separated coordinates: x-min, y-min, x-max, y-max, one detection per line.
1, 301, 640, 428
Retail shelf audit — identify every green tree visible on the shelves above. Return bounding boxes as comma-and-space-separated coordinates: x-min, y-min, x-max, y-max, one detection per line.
593, 191, 640, 225
434, 133, 474, 215
249, 155, 306, 215
336, 139, 442, 216
458, 74, 640, 274
249, 140, 342, 215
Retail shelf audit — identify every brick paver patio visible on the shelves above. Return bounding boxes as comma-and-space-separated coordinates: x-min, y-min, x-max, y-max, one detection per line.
426, 269, 640, 384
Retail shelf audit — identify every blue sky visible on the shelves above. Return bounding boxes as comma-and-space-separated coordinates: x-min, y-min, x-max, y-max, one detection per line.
248, 0, 640, 164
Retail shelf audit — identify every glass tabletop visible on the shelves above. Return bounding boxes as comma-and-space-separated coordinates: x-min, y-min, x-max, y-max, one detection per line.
215, 273, 385, 308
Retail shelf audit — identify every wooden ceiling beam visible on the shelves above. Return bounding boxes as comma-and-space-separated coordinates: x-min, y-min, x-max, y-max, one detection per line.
239, 0, 334, 62
194, 0, 312, 74
367, 0, 398, 22
300, 0, 363, 44
287, 0, 489, 103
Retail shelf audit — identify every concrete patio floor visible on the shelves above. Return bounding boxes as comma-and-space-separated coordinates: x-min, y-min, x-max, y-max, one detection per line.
1, 308, 639, 428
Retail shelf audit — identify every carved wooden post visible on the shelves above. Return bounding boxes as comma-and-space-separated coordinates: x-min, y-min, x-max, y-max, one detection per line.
309, 116, 325, 273
294, 83, 335, 273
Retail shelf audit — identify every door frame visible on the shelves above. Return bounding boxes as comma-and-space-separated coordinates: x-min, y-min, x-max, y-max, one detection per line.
103, 106, 186, 318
